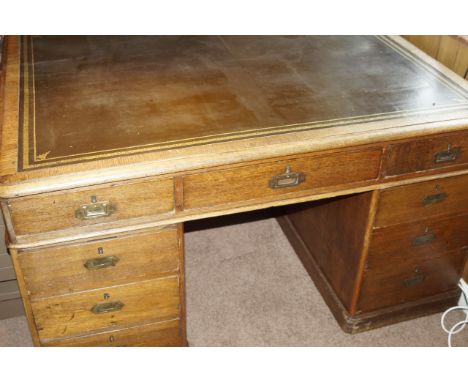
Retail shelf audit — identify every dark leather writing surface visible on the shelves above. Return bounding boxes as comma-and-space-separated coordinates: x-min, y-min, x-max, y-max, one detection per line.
19, 36, 468, 169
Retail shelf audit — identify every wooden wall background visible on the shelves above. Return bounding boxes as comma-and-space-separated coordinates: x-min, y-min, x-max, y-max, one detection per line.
403, 35, 468, 80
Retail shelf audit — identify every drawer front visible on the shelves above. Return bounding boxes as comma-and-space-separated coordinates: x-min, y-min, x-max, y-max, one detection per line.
384, 131, 468, 176
32, 276, 180, 341
375, 174, 468, 228
184, 147, 381, 210
358, 250, 465, 312
18, 227, 179, 300
44, 319, 184, 347
7, 177, 174, 236
369, 214, 468, 266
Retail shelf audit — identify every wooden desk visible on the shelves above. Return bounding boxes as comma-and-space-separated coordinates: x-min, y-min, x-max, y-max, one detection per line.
1, 36, 467, 346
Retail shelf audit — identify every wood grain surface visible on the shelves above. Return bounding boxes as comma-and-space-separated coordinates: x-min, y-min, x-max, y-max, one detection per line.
358, 250, 465, 312
7, 176, 174, 236
18, 227, 179, 300
277, 209, 463, 332
184, 147, 381, 210
43, 318, 184, 346
5, 165, 468, 250
384, 130, 468, 176
32, 275, 181, 341
369, 214, 468, 265
375, 174, 468, 228
404, 35, 468, 78
280, 192, 375, 311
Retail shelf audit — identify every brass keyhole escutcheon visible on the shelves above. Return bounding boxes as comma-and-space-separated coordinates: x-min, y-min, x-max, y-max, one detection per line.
109, 335, 115, 343
104, 293, 110, 300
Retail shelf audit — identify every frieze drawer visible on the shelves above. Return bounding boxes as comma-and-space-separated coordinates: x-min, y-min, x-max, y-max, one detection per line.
384, 131, 468, 177
184, 147, 382, 211
5, 177, 175, 236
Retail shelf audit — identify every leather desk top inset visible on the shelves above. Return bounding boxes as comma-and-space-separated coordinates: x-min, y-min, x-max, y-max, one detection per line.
17, 35, 468, 170
1, 36, 468, 196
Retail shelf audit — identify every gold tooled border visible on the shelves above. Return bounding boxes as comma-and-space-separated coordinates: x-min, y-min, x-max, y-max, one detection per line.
18, 36, 468, 171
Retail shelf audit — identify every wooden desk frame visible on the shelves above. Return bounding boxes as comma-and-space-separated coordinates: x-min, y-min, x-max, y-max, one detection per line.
1, 36, 468, 345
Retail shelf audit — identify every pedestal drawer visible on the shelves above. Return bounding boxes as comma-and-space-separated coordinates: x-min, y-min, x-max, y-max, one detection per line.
44, 319, 184, 347
17, 226, 180, 300
358, 250, 466, 313
369, 214, 468, 265
184, 147, 381, 211
375, 174, 468, 228
32, 275, 180, 342
6, 176, 174, 236
384, 131, 468, 176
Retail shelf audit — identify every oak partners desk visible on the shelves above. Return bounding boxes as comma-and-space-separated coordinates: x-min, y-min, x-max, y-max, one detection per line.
0, 36, 468, 346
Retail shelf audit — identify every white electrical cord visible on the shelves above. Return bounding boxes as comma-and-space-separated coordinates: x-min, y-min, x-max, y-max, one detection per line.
440, 280, 468, 347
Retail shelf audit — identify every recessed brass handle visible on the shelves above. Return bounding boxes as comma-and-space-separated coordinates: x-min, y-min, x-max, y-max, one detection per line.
422, 192, 447, 206
434, 144, 461, 164
269, 166, 305, 189
84, 255, 120, 270
75, 196, 116, 220
403, 274, 426, 287
411, 231, 435, 246
91, 301, 124, 314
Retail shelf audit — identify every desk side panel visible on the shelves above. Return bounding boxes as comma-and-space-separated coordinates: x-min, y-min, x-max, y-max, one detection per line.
278, 192, 374, 311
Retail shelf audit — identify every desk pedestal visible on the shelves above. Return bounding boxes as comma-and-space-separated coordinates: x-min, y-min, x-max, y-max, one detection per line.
277, 183, 467, 333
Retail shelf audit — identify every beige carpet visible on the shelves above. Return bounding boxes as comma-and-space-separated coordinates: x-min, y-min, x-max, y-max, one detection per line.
1, 211, 467, 346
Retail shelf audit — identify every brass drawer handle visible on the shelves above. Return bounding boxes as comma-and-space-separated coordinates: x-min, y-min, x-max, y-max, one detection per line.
269, 165, 305, 189
75, 196, 116, 220
422, 192, 447, 206
91, 301, 124, 314
434, 144, 461, 164
403, 274, 426, 287
411, 231, 435, 246
84, 255, 120, 270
